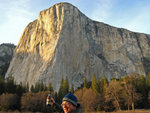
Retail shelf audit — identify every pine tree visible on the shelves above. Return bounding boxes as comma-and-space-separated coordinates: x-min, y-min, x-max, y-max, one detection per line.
63, 76, 69, 95
30, 85, 35, 92
40, 81, 44, 91
83, 77, 87, 88
136, 75, 147, 94
34, 83, 40, 93
146, 73, 150, 91
16, 83, 24, 96
136, 75, 148, 108
25, 82, 29, 92
99, 77, 108, 94
5, 76, 16, 93
54, 92, 59, 104
48, 82, 53, 92
58, 77, 64, 103
91, 74, 98, 94
87, 81, 92, 88
70, 84, 74, 93
0, 76, 5, 94
43, 84, 47, 91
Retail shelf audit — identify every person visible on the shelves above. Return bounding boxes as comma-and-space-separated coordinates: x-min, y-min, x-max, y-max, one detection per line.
47, 93, 82, 113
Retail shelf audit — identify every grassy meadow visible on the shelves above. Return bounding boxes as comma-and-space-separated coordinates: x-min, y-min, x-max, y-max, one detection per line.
89, 109, 150, 113
1, 109, 150, 113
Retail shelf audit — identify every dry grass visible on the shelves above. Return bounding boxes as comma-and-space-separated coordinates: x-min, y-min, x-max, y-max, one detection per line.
85, 109, 150, 113
0, 112, 41, 113
1, 110, 150, 113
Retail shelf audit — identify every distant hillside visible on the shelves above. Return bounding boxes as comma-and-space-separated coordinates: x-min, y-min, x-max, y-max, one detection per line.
0, 43, 16, 78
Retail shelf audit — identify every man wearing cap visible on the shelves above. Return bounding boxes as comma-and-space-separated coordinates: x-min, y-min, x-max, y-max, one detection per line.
48, 93, 82, 113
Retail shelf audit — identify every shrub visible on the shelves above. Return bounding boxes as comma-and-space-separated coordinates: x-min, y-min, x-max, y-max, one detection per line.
0, 93, 19, 111
21, 91, 53, 112
75, 88, 104, 112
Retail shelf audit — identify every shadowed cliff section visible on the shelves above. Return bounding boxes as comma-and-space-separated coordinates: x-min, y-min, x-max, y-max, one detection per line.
0, 43, 16, 78
5, 2, 150, 91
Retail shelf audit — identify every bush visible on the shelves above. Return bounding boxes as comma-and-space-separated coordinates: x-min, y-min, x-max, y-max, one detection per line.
74, 88, 105, 112
0, 93, 19, 111
21, 91, 53, 112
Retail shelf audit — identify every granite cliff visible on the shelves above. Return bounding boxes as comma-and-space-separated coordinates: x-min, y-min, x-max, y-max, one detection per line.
5, 3, 150, 91
0, 43, 15, 77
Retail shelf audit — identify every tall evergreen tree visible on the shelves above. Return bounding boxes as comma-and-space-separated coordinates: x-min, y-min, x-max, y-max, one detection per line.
87, 81, 92, 88
70, 84, 74, 93
40, 81, 44, 91
43, 84, 47, 91
58, 77, 64, 103
91, 74, 98, 94
146, 73, 150, 91
63, 76, 69, 94
83, 77, 87, 88
99, 77, 108, 94
30, 85, 35, 92
34, 83, 40, 93
25, 82, 29, 92
16, 83, 24, 96
136, 75, 147, 95
135, 75, 148, 108
48, 82, 53, 92
0, 76, 5, 94
5, 76, 16, 93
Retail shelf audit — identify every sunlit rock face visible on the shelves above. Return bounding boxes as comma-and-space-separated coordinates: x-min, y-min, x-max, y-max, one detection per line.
5, 2, 150, 91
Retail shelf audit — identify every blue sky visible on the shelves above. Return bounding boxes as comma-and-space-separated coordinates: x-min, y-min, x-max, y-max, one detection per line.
0, 0, 150, 45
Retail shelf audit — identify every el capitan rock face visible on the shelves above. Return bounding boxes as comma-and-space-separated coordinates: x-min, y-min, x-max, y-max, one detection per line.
5, 3, 150, 91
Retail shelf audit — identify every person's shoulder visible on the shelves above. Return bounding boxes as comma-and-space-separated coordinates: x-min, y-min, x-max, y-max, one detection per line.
77, 103, 80, 108
76, 103, 82, 113
71, 103, 82, 113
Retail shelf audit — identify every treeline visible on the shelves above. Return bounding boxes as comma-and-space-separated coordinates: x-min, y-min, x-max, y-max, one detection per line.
75, 73, 150, 112
0, 76, 73, 112
0, 73, 150, 112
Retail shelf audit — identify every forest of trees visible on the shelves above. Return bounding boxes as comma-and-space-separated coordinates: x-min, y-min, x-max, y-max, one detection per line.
0, 73, 150, 112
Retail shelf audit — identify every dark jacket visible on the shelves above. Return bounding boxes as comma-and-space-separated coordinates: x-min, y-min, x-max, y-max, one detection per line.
52, 102, 82, 113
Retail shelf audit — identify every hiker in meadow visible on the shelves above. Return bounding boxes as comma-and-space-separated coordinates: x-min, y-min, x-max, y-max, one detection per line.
46, 93, 82, 113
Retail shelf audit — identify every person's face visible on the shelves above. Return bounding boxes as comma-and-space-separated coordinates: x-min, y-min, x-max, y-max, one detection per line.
61, 101, 76, 113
